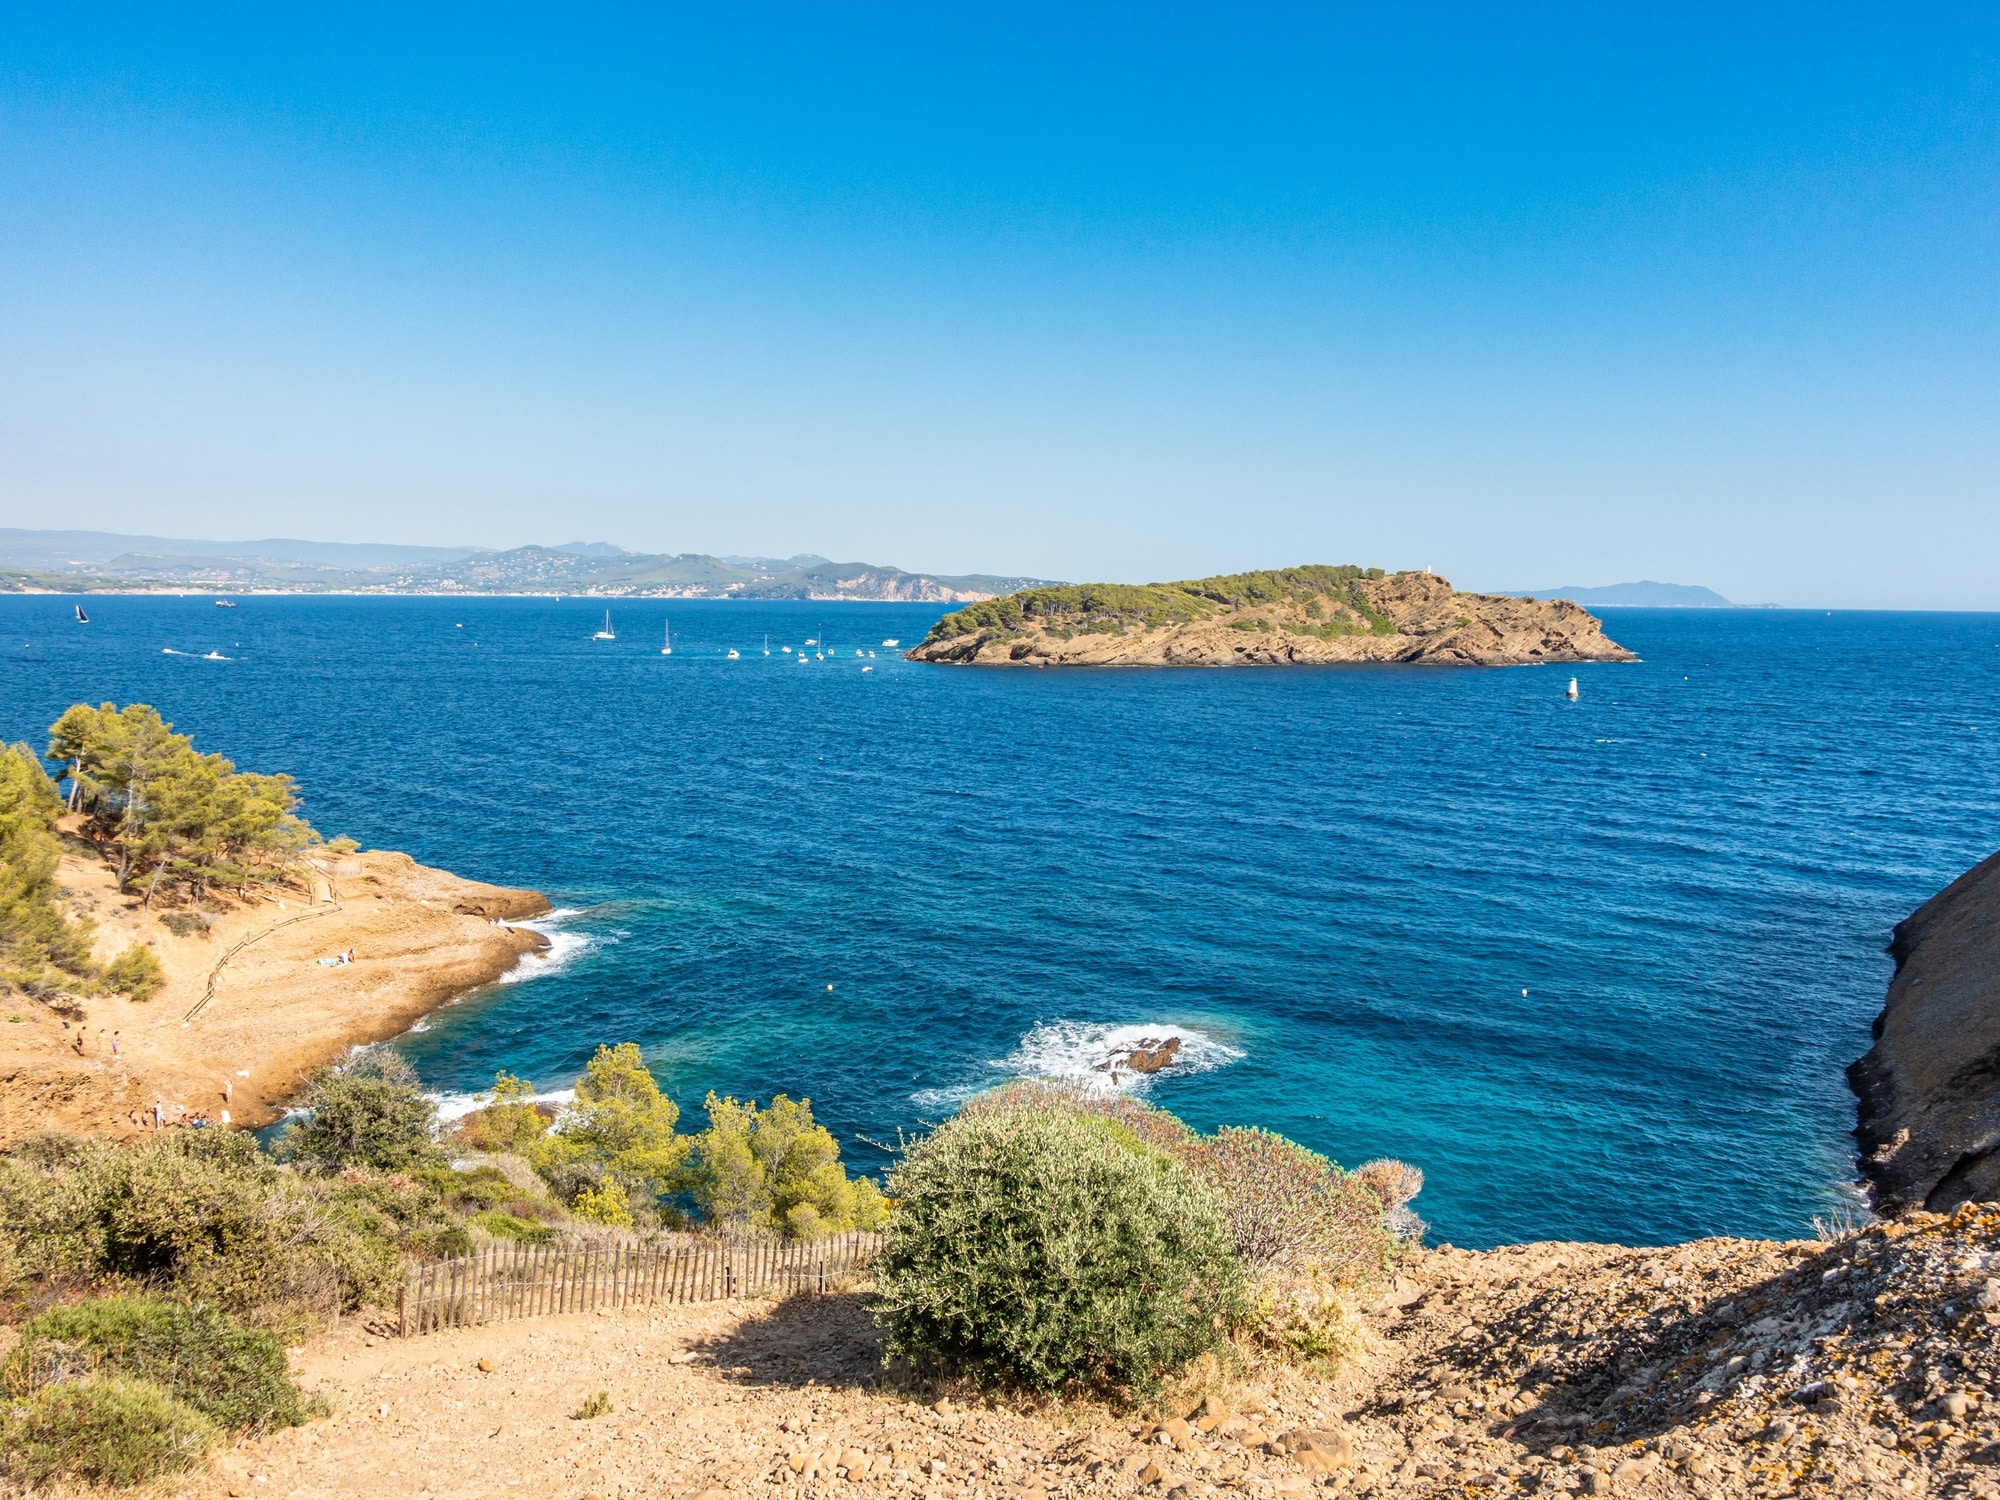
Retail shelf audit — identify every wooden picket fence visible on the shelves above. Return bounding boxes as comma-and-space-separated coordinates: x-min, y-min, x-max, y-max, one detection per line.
397, 1230, 883, 1336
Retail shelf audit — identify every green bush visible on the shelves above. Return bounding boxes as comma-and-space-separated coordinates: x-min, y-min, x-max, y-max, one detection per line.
874, 1107, 1247, 1396
0, 1129, 399, 1325
960, 1081, 1407, 1281
468, 1210, 559, 1243
687, 1092, 887, 1238
7, 1296, 316, 1434
0, 1375, 217, 1488
280, 1050, 441, 1173
103, 943, 165, 1000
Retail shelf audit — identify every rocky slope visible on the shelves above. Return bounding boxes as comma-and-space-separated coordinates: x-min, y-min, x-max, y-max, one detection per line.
1851, 849, 2000, 1215
0, 844, 549, 1146
906, 567, 1635, 668
172, 1206, 2000, 1500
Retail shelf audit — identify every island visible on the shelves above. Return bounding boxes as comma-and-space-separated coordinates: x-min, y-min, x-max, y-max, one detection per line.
904, 564, 1637, 667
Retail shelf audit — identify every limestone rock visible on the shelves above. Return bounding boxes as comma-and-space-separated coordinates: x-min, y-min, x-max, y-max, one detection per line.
1850, 848, 2000, 1212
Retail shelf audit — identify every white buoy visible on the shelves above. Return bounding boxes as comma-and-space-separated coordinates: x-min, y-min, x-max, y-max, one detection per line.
1566, 676, 1579, 700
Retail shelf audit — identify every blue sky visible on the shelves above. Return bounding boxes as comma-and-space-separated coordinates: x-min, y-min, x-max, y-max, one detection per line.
3, 5, 1997, 605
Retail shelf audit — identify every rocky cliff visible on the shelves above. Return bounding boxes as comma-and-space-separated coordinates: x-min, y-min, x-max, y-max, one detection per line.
906, 565, 1636, 667
1851, 848, 2000, 1214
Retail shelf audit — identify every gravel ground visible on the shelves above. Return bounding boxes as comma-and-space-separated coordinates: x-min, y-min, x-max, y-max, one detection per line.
160, 1204, 2000, 1500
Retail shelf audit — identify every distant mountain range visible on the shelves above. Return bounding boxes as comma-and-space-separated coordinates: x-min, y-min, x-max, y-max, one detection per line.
0, 530, 1055, 603
1509, 581, 1735, 608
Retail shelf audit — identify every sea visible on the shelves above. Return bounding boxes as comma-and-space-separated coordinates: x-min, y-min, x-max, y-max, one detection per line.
4, 593, 1998, 1250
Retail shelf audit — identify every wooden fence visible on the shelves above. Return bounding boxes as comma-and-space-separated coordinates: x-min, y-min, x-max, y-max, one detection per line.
397, 1231, 883, 1336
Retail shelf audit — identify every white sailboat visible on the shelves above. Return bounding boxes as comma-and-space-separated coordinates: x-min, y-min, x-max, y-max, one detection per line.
726, 647, 740, 659
593, 611, 616, 641
660, 618, 671, 655
763, 634, 770, 656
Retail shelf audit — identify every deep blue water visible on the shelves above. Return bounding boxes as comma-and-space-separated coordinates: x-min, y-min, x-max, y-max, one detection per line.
5, 593, 1998, 1249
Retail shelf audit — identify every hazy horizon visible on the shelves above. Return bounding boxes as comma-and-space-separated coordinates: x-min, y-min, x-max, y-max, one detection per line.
5, 8, 1999, 609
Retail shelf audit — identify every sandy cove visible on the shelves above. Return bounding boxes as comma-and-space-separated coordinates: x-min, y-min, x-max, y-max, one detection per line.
155, 1206, 2000, 1500
0, 840, 550, 1145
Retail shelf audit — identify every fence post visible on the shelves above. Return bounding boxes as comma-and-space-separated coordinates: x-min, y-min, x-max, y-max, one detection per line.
398, 1277, 408, 1338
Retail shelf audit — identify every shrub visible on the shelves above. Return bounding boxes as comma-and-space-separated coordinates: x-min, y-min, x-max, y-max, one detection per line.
449, 1071, 552, 1155
0, 1375, 217, 1488
874, 1108, 1247, 1396
571, 1178, 635, 1228
7, 1296, 315, 1434
686, 1092, 887, 1238
103, 943, 165, 1000
0, 1129, 399, 1324
534, 1044, 689, 1204
281, 1050, 441, 1173
1176, 1127, 1398, 1281
961, 1083, 1410, 1281
469, 1210, 559, 1243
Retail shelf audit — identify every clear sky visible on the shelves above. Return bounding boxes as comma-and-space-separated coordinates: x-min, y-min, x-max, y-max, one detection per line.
3, 5, 1997, 606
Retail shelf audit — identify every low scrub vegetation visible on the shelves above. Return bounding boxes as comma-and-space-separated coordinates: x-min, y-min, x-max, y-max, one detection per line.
884, 1080, 1421, 1397
920, 565, 1401, 644
875, 1106, 1247, 1396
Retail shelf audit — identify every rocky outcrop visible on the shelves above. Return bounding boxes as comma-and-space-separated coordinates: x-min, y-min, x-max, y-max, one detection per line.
907, 566, 1636, 668
1850, 848, 2000, 1214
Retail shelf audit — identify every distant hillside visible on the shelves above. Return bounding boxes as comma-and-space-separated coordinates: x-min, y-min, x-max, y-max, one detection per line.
1513, 581, 1733, 608
0, 529, 1056, 603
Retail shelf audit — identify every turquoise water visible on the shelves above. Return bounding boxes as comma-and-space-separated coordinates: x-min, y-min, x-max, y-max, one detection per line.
5, 594, 1998, 1248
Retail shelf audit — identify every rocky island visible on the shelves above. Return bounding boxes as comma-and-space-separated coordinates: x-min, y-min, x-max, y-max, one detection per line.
905, 565, 1636, 667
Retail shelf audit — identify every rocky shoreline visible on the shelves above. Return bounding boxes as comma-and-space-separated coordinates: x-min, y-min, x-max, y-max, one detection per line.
0, 843, 550, 1145
906, 568, 1635, 668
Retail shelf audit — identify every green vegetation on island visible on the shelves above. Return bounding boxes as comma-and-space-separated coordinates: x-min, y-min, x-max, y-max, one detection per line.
920, 564, 1400, 645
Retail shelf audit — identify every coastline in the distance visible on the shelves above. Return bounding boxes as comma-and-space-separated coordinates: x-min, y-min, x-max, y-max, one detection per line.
906, 564, 1637, 668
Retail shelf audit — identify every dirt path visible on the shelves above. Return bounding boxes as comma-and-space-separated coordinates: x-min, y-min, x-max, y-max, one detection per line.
167, 1207, 2000, 1500
0, 844, 549, 1144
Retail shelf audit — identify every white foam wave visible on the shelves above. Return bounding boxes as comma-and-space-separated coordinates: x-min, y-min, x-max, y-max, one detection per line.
430, 1086, 576, 1124
1000, 1020, 1244, 1092
495, 908, 591, 985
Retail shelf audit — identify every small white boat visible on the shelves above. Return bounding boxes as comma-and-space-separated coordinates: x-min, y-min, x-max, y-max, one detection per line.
203, 651, 228, 661
455, 623, 463, 629
862, 665, 873, 673
795, 653, 807, 663
815, 651, 824, 660
805, 637, 818, 646
593, 611, 616, 641
661, 618, 672, 655
726, 648, 740, 659
882, 638, 899, 647
214, 599, 236, 608
868, 650, 876, 658
1566, 676, 1580, 700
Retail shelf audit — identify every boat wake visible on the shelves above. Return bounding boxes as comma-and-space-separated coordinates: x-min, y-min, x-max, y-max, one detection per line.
1000, 1020, 1245, 1093
495, 907, 591, 985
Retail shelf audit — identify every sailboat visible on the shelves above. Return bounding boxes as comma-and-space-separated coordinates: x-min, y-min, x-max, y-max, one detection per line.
74, 605, 88, 623
726, 647, 740, 659
1566, 676, 1579, 701
660, 619, 671, 655
593, 611, 616, 641
763, 634, 770, 656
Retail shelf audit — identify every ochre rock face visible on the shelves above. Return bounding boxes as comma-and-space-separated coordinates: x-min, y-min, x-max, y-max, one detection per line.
906, 569, 1637, 668
1851, 848, 2000, 1213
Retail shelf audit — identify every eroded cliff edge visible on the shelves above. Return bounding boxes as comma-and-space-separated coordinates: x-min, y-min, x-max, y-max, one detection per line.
906, 565, 1636, 667
1850, 847, 2000, 1213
